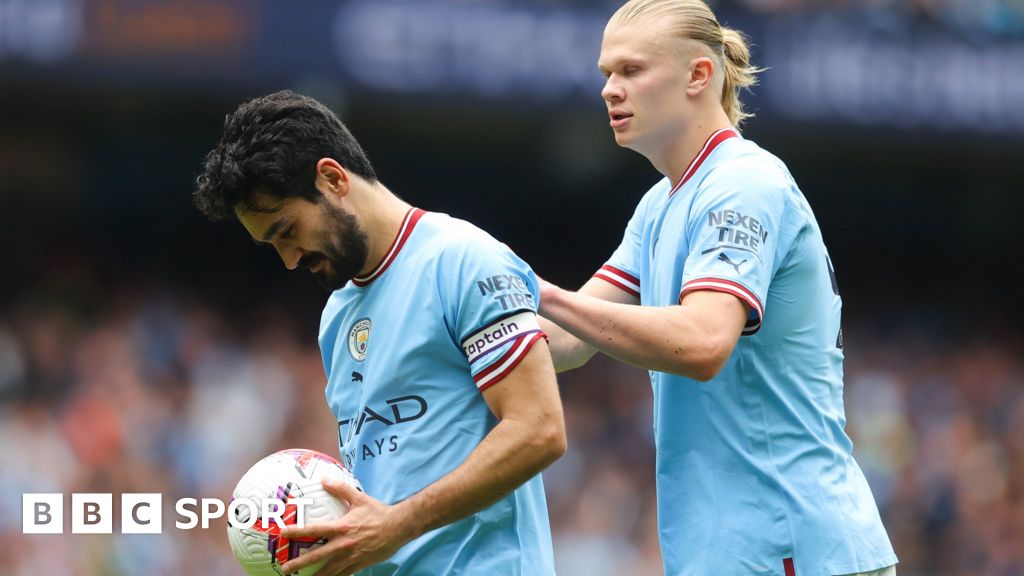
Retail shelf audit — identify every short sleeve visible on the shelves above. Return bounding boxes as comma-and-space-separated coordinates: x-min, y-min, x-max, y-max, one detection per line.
438, 237, 546, 392
679, 166, 788, 335
593, 185, 662, 298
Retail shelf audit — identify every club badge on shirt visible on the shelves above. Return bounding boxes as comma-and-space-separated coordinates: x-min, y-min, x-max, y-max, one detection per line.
348, 318, 372, 362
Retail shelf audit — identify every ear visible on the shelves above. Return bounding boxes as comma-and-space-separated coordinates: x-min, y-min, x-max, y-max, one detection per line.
315, 158, 351, 199
686, 56, 716, 96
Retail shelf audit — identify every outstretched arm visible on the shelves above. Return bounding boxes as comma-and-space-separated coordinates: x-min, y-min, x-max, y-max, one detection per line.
280, 340, 565, 575
540, 276, 640, 373
541, 281, 748, 381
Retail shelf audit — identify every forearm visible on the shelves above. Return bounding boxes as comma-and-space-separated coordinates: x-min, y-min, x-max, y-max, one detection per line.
542, 285, 728, 380
391, 415, 563, 539
539, 316, 596, 372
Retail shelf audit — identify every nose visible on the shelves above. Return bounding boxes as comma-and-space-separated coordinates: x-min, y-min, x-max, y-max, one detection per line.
602, 75, 624, 104
273, 242, 304, 270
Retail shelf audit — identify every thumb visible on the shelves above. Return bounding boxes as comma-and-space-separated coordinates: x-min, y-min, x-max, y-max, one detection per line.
323, 476, 366, 506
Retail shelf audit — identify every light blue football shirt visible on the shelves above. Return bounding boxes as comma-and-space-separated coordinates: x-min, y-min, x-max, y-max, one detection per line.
595, 129, 897, 576
319, 208, 554, 576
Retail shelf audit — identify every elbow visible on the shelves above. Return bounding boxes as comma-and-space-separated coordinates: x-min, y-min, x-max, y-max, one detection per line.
690, 362, 723, 382
684, 337, 734, 382
545, 423, 568, 463
532, 419, 567, 466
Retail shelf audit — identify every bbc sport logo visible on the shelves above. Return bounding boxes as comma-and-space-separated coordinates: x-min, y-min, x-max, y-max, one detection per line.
22, 493, 314, 534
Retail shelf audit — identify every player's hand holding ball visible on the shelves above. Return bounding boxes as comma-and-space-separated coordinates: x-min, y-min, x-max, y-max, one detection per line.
279, 478, 417, 576
227, 449, 365, 576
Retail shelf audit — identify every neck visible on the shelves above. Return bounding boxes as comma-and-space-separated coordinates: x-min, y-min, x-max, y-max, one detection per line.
652, 107, 732, 187
356, 182, 413, 277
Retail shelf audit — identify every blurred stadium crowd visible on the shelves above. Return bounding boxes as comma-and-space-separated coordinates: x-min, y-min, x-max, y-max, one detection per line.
725, 0, 1024, 35
1, 281, 1021, 576
546, 0, 1024, 36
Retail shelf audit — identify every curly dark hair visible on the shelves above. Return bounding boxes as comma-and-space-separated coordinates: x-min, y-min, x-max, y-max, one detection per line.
194, 90, 377, 220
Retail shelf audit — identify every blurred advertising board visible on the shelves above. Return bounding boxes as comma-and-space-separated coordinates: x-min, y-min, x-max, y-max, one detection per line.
2, 0, 1022, 133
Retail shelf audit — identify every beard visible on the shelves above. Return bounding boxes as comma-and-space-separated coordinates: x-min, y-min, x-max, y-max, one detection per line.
299, 202, 369, 292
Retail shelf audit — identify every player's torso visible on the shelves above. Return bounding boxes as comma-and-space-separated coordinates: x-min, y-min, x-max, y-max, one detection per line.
318, 212, 556, 576
640, 140, 843, 399
319, 220, 496, 505
639, 141, 894, 575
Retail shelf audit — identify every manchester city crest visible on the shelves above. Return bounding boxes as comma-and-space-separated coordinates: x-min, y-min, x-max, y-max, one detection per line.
348, 318, 371, 362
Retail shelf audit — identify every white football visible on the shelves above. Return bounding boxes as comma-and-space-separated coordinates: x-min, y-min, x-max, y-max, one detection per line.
227, 448, 361, 576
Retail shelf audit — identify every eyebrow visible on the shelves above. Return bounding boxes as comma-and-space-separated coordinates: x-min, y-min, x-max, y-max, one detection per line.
600, 57, 644, 71
261, 218, 286, 243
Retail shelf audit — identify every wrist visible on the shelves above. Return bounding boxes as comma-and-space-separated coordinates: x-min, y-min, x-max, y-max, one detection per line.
389, 498, 426, 543
539, 282, 565, 317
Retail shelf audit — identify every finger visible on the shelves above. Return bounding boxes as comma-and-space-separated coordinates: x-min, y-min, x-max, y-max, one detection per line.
279, 520, 339, 540
281, 537, 353, 574
323, 477, 367, 505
